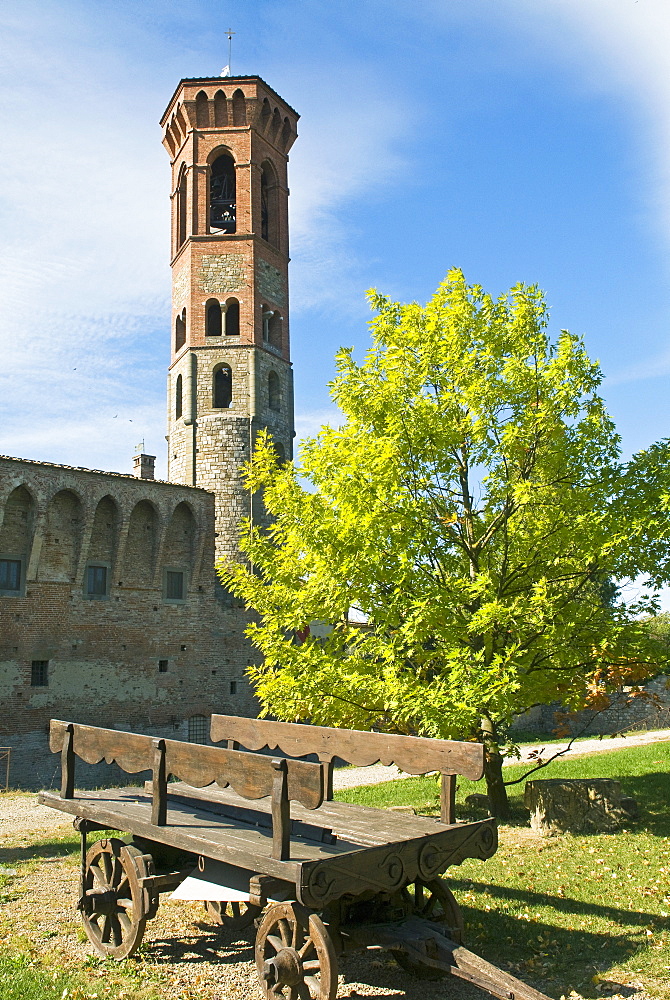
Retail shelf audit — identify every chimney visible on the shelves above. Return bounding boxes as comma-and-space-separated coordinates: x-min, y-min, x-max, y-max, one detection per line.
132, 442, 155, 480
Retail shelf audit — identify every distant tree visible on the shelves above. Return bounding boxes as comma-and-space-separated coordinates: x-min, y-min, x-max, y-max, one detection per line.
220, 271, 670, 817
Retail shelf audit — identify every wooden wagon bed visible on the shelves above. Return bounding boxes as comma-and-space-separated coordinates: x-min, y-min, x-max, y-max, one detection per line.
38, 717, 549, 1000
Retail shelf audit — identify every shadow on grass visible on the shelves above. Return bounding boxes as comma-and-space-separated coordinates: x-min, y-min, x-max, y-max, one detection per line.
449, 877, 663, 929
0, 837, 79, 865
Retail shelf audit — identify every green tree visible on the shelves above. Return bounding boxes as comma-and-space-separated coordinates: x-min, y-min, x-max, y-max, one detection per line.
220, 271, 670, 817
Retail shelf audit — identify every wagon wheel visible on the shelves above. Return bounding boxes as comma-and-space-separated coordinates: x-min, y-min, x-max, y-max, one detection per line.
391, 877, 463, 980
79, 838, 154, 960
204, 898, 262, 930
255, 901, 337, 1000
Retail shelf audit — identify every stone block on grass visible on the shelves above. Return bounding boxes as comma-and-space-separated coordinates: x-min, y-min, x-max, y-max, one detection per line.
524, 778, 631, 835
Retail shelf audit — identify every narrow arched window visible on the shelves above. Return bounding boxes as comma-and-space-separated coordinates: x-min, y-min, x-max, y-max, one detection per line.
213, 365, 232, 408
225, 298, 240, 336
270, 107, 281, 139
195, 90, 209, 128
214, 90, 227, 126
175, 308, 186, 351
268, 311, 282, 348
274, 441, 285, 464
232, 89, 246, 126
210, 154, 236, 233
268, 371, 281, 412
175, 374, 183, 418
261, 161, 279, 247
177, 165, 187, 248
205, 298, 221, 336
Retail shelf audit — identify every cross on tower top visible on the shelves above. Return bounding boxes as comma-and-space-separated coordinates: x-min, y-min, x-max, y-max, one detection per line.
221, 28, 235, 77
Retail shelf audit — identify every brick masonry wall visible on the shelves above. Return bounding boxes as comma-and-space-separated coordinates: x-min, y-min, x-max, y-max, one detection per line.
0, 456, 260, 790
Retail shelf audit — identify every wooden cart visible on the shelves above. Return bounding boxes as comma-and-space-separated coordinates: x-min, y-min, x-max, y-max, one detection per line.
39, 718, 550, 1000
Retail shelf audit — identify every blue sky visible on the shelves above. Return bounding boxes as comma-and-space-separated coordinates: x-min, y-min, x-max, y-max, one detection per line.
1, 1, 669, 490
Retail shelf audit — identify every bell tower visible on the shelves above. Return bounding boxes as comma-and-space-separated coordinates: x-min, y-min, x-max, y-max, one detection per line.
160, 77, 298, 563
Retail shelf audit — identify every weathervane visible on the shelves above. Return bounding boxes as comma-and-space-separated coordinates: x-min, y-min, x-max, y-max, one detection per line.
220, 28, 235, 77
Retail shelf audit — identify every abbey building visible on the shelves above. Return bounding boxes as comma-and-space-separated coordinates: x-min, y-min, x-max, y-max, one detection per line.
0, 77, 298, 788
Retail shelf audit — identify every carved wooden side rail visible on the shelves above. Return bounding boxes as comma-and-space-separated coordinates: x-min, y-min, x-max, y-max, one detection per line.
210, 715, 486, 824
48, 720, 325, 860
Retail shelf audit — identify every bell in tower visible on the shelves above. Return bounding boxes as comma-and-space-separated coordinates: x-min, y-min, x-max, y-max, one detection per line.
160, 77, 298, 564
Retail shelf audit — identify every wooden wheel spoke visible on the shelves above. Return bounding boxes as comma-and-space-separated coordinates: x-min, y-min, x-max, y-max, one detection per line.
90, 863, 107, 888
278, 918, 291, 945
298, 938, 315, 960
116, 897, 133, 910
302, 959, 321, 972
117, 910, 132, 933
266, 933, 285, 954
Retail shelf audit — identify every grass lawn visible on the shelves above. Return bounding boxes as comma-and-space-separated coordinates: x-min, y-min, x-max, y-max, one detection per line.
336, 741, 670, 999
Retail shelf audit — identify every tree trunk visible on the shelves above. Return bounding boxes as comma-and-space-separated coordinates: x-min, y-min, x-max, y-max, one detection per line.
483, 749, 510, 820
480, 715, 510, 819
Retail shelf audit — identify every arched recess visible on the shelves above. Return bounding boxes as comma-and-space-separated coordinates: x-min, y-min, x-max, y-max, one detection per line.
261, 160, 279, 247
268, 371, 281, 412
224, 298, 239, 336
0, 485, 34, 593
260, 98, 271, 131
232, 89, 246, 126
175, 374, 183, 419
273, 441, 286, 464
122, 500, 158, 588
176, 164, 187, 249
213, 364, 232, 409
205, 298, 222, 336
84, 496, 118, 596
270, 107, 282, 139
39, 489, 82, 582
195, 90, 210, 128
209, 152, 236, 234
175, 308, 186, 351
214, 90, 228, 126
280, 117, 292, 150
163, 502, 196, 568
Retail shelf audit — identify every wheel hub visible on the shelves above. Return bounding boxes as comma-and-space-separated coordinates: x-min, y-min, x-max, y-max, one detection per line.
262, 947, 302, 987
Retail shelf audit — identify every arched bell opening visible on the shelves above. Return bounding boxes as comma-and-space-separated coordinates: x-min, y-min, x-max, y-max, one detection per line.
261, 160, 279, 247
175, 308, 186, 352
209, 153, 236, 234
175, 374, 183, 419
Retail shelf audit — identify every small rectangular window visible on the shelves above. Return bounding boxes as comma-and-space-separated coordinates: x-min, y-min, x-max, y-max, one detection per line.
0, 558, 22, 594
229, 680, 237, 695
165, 570, 185, 601
158, 659, 168, 673
86, 564, 108, 597
31, 660, 49, 686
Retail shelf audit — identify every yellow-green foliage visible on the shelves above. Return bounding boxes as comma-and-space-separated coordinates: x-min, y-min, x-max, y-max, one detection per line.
220, 271, 670, 746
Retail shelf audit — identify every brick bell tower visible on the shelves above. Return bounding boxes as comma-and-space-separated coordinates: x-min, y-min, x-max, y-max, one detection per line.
160, 78, 298, 563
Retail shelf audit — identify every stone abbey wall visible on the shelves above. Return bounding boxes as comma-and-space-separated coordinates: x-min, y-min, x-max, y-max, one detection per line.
0, 456, 259, 789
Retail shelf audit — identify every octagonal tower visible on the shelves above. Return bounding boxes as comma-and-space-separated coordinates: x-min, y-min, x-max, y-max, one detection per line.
161, 77, 298, 563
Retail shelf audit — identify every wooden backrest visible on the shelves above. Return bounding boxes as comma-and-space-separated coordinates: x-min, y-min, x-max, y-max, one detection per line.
48, 719, 325, 860
210, 715, 485, 824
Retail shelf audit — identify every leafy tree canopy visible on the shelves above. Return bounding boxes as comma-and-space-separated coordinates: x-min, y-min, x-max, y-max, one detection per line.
220, 271, 670, 814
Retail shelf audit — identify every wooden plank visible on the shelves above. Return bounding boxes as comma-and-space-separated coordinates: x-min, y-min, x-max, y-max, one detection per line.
271, 758, 290, 860
163, 738, 324, 809
210, 715, 484, 780
37, 788, 358, 872
60, 723, 74, 799
50, 720, 153, 774
152, 739, 167, 826
163, 780, 450, 847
